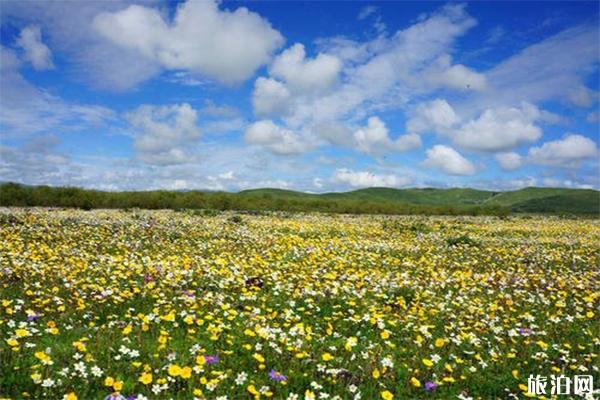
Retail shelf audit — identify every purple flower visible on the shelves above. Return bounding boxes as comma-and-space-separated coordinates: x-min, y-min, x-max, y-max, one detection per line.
143, 273, 152, 283
519, 327, 533, 336
126, 396, 138, 400
424, 381, 438, 391
204, 354, 219, 364
268, 369, 287, 382
27, 313, 41, 322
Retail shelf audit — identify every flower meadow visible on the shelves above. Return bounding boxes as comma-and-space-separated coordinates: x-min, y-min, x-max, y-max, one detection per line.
0, 209, 598, 400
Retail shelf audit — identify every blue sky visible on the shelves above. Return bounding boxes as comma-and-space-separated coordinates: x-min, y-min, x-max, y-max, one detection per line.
1, 1, 598, 192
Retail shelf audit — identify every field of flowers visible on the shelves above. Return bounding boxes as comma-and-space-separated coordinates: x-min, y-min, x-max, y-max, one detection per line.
0, 209, 598, 400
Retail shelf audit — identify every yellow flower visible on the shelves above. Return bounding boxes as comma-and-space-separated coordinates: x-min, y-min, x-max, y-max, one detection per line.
34, 351, 52, 365
15, 329, 29, 338
344, 336, 358, 351
422, 358, 434, 368
6, 338, 18, 347
113, 381, 123, 391
372, 368, 381, 379
586, 311, 594, 318
167, 364, 181, 377
434, 338, 446, 347
253, 353, 265, 363
104, 377, 114, 387
380, 330, 390, 339
410, 377, 421, 387
305, 389, 316, 400
180, 366, 192, 379
122, 325, 132, 335
63, 392, 77, 400
380, 390, 394, 400
139, 372, 152, 385
322, 352, 334, 361
512, 370, 519, 379
247, 385, 259, 395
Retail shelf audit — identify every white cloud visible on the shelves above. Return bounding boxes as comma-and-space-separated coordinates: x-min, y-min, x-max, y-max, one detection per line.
424, 55, 486, 91
354, 116, 420, 156
125, 103, 201, 165
527, 134, 598, 168
93, 0, 283, 84
269, 43, 341, 94
248, 3, 480, 155
357, 5, 378, 20
332, 168, 410, 188
484, 23, 599, 107
252, 77, 291, 116
422, 145, 476, 175
244, 120, 311, 155
453, 102, 542, 151
15, 25, 54, 70
0, 46, 114, 136
587, 111, 599, 124
495, 152, 523, 171
407, 98, 459, 134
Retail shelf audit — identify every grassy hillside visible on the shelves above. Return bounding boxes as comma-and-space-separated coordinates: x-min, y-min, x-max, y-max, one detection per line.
237, 186, 598, 214
1, 183, 598, 215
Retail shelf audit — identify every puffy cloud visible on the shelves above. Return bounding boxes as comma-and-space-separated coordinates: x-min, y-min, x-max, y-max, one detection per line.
453, 102, 542, 152
125, 103, 201, 165
93, 0, 283, 84
495, 152, 523, 171
255, 3, 477, 129
527, 134, 598, 168
245, 120, 311, 155
332, 168, 411, 188
15, 25, 54, 70
252, 77, 292, 116
407, 99, 459, 134
424, 55, 486, 91
422, 145, 476, 175
270, 43, 342, 94
354, 116, 420, 156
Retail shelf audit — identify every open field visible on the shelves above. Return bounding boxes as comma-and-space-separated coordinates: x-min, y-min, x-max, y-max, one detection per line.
1, 209, 599, 399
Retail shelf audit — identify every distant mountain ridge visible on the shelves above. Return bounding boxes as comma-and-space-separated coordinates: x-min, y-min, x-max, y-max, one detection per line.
1, 183, 598, 215
238, 187, 599, 215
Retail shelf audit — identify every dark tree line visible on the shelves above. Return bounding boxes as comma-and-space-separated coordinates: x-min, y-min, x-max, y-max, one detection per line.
0, 183, 511, 216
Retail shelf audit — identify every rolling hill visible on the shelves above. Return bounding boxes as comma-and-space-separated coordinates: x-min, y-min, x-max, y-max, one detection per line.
1, 183, 598, 215
239, 187, 599, 215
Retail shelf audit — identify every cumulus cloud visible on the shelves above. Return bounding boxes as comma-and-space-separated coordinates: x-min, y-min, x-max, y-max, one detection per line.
422, 145, 476, 175
354, 116, 420, 156
453, 102, 543, 152
495, 152, 523, 171
93, 0, 283, 84
249, 3, 480, 155
407, 98, 459, 134
527, 134, 598, 168
269, 43, 342, 94
252, 77, 292, 117
423, 55, 486, 91
332, 168, 410, 188
245, 120, 311, 155
15, 25, 54, 70
125, 103, 201, 165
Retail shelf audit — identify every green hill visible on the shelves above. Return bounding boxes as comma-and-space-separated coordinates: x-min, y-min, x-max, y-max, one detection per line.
1, 183, 598, 216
